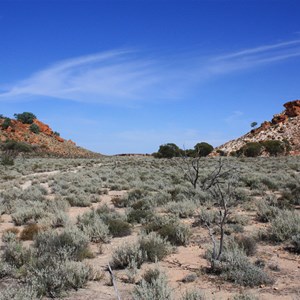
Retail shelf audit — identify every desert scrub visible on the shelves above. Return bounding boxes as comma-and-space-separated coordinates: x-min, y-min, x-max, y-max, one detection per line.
65, 193, 91, 207
116, 188, 149, 207
94, 205, 132, 237
234, 235, 257, 256
111, 242, 146, 269
180, 289, 206, 300
26, 258, 91, 298
144, 215, 191, 246
77, 211, 111, 243
127, 207, 153, 224
256, 198, 280, 223
20, 226, 94, 297
132, 267, 172, 300
0, 259, 14, 279
267, 209, 300, 243
106, 218, 132, 237
139, 232, 173, 262
2, 235, 31, 269
164, 200, 197, 218
34, 226, 91, 261
0, 284, 37, 300
208, 241, 273, 287
231, 293, 259, 300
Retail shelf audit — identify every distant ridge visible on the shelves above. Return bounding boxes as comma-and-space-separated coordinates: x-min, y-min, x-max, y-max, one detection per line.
215, 100, 300, 156
0, 115, 101, 158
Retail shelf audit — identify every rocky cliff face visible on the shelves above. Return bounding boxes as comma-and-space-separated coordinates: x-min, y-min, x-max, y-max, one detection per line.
0, 117, 101, 158
215, 100, 300, 156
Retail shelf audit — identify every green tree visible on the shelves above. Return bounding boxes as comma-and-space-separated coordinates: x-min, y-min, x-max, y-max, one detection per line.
251, 121, 258, 129
262, 140, 285, 156
241, 142, 262, 157
154, 143, 182, 158
194, 142, 214, 157
14, 112, 37, 124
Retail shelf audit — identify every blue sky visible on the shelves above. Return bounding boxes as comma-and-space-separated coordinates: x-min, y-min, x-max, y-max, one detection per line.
1, 0, 300, 154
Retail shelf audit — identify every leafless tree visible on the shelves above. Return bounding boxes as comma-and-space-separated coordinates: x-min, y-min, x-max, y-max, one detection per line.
180, 157, 238, 270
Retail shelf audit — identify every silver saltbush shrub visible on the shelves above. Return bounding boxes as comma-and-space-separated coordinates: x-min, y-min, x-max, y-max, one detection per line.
132, 268, 172, 300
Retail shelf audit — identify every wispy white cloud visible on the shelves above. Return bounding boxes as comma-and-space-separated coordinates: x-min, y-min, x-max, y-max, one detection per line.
1, 39, 300, 104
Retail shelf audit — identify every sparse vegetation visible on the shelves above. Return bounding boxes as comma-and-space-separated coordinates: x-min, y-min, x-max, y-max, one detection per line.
14, 112, 37, 124
29, 123, 40, 134
0, 155, 299, 299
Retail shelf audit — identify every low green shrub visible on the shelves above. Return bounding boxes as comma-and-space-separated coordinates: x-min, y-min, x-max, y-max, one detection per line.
29, 123, 40, 134
268, 210, 300, 242
107, 218, 132, 237
127, 208, 153, 224
164, 200, 196, 218
158, 222, 191, 246
213, 242, 274, 287
77, 213, 111, 243
144, 215, 191, 246
27, 257, 91, 298
231, 293, 259, 300
2, 238, 31, 268
139, 232, 173, 262
1, 118, 11, 130
234, 235, 257, 256
180, 289, 206, 300
34, 226, 91, 261
65, 193, 91, 207
132, 267, 172, 300
111, 243, 146, 269
256, 199, 280, 223
0, 284, 37, 300
0, 260, 14, 279
2, 140, 33, 152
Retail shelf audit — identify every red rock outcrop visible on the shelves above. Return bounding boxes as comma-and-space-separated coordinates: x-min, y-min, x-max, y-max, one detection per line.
283, 100, 300, 117
0, 117, 100, 158
33, 119, 53, 136
214, 100, 300, 156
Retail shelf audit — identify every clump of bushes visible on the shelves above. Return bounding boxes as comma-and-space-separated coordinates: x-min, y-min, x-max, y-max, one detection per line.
132, 267, 172, 300
180, 289, 206, 300
234, 235, 257, 256
139, 232, 173, 262
267, 209, 300, 243
29, 123, 40, 134
239, 142, 263, 157
97, 205, 132, 237
111, 232, 172, 269
208, 241, 274, 287
14, 112, 36, 124
1, 118, 11, 130
77, 211, 111, 243
262, 140, 286, 156
164, 200, 196, 218
1, 140, 33, 153
20, 226, 94, 297
111, 243, 146, 269
1, 152, 16, 166
144, 215, 191, 246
